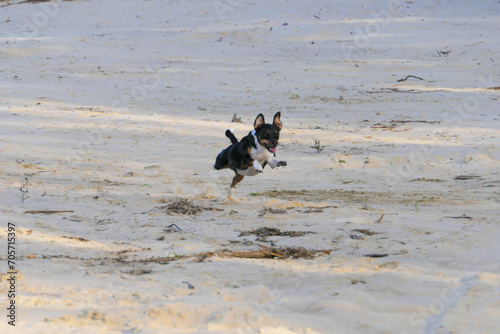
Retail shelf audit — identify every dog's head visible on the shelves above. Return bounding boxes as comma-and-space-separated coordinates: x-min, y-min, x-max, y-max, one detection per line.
253, 112, 283, 153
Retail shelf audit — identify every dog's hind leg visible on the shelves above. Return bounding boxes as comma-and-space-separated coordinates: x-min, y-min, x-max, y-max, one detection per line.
227, 173, 244, 199
213, 147, 230, 170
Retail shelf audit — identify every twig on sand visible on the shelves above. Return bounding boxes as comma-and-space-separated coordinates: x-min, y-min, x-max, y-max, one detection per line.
454, 175, 481, 180
352, 229, 378, 236
225, 251, 268, 259
364, 253, 389, 258
24, 210, 74, 214
375, 214, 385, 224
182, 281, 195, 289
166, 223, 183, 231
364, 250, 407, 258
444, 214, 473, 220
232, 114, 243, 123
62, 236, 89, 242
397, 75, 424, 82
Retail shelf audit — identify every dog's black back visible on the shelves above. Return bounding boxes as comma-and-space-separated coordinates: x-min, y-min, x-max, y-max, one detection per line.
213, 130, 255, 171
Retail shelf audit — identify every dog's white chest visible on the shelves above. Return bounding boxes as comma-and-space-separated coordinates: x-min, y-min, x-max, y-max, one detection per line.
251, 150, 271, 165
236, 145, 272, 176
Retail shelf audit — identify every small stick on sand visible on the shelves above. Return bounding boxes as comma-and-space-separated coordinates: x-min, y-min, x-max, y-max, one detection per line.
444, 215, 473, 220
364, 253, 389, 258
24, 210, 74, 214
397, 75, 424, 82
182, 281, 195, 289
376, 214, 385, 224
223, 251, 268, 259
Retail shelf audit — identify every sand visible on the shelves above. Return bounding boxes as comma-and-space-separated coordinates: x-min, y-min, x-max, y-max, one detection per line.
0, 0, 499, 333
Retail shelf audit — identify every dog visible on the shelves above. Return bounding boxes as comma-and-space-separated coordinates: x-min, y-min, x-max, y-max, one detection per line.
213, 112, 287, 198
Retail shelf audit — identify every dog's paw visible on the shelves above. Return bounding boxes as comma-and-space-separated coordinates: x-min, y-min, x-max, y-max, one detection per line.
277, 160, 287, 167
253, 160, 264, 173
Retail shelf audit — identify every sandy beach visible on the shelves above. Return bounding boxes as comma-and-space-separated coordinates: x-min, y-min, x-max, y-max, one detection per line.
1, 0, 499, 333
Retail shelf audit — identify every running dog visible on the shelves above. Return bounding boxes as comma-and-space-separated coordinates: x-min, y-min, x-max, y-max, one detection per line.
213, 112, 287, 198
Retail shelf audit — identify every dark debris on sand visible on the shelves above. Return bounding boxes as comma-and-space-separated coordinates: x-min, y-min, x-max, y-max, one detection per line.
160, 198, 223, 216
239, 227, 316, 239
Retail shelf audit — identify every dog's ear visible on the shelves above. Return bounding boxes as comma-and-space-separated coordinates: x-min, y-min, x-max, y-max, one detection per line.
273, 112, 282, 130
254, 114, 265, 130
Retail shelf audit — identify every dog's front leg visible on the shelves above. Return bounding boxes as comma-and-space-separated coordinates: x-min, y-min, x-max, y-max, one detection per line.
253, 160, 263, 173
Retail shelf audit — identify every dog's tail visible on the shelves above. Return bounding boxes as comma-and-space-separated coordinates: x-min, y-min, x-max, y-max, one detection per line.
225, 129, 238, 144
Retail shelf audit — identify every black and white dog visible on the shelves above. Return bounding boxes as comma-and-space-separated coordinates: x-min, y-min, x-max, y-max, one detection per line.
213, 112, 287, 198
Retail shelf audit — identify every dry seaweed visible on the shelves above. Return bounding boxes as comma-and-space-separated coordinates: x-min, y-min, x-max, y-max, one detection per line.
454, 175, 481, 180
411, 178, 445, 182
258, 207, 287, 217
223, 246, 331, 260
301, 205, 338, 213
352, 229, 379, 236
371, 119, 441, 131
18, 246, 332, 264
239, 227, 315, 239
160, 198, 223, 215
127, 268, 152, 275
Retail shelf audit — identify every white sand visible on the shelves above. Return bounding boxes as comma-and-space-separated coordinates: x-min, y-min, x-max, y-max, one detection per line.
1, 0, 499, 333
